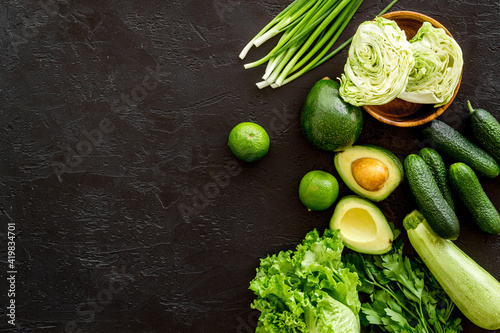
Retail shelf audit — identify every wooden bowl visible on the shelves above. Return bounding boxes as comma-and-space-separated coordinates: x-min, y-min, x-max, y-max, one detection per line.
361, 11, 462, 127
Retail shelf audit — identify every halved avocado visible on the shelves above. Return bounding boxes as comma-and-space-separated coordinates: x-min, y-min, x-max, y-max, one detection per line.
334, 145, 403, 202
330, 195, 393, 254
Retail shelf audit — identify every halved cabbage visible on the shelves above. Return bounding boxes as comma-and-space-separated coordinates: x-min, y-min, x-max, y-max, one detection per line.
399, 22, 463, 107
339, 17, 414, 106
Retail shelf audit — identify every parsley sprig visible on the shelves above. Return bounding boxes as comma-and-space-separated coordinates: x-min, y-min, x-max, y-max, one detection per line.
344, 240, 463, 333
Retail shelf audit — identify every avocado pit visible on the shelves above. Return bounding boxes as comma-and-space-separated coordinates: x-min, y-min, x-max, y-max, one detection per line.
334, 145, 403, 202
351, 158, 389, 191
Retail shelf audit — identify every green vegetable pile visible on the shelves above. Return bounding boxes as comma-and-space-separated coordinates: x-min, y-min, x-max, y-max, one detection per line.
249, 229, 361, 332
242, 3, 500, 332
345, 240, 463, 333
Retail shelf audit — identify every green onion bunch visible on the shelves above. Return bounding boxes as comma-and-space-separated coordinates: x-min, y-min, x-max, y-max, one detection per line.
240, 0, 400, 89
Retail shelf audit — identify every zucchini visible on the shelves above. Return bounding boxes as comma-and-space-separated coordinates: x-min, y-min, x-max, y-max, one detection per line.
468, 100, 500, 162
422, 119, 500, 178
449, 162, 500, 235
403, 210, 500, 330
404, 154, 459, 239
418, 148, 455, 211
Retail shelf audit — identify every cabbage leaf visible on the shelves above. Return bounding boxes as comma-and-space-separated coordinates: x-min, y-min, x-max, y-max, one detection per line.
399, 22, 463, 107
339, 17, 414, 106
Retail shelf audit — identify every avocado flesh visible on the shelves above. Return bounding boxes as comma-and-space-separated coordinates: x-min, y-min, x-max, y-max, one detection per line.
335, 145, 403, 202
330, 196, 393, 255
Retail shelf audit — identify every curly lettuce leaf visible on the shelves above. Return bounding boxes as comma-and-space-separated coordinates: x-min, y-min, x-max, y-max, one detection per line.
339, 17, 414, 106
249, 229, 361, 333
399, 22, 463, 107
251, 273, 310, 333
293, 229, 361, 315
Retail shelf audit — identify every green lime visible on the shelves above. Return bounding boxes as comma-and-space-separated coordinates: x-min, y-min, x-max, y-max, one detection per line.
299, 170, 339, 211
228, 122, 270, 162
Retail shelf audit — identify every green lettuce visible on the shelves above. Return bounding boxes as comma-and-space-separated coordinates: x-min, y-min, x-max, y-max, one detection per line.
249, 229, 361, 333
304, 292, 360, 333
339, 17, 414, 106
399, 22, 463, 107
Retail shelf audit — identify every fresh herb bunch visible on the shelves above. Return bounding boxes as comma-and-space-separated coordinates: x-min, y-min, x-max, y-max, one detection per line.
344, 239, 463, 333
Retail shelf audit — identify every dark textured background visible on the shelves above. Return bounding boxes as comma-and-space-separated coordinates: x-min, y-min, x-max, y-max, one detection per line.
1, 0, 499, 332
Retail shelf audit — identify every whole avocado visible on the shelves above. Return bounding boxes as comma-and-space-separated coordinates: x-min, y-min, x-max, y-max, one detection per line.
301, 78, 363, 152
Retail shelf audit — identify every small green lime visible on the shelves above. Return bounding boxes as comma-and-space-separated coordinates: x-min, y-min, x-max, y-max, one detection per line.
228, 122, 270, 162
299, 170, 339, 211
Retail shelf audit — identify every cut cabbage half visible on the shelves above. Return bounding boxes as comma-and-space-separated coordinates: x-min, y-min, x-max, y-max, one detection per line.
399, 22, 463, 107
339, 17, 414, 106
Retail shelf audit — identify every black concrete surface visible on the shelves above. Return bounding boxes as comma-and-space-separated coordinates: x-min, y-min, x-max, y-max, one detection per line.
0, 0, 499, 332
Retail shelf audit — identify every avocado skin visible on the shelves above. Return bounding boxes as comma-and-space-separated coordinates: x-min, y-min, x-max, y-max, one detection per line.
470, 108, 500, 163
449, 163, 500, 235
422, 119, 499, 178
301, 78, 363, 152
404, 154, 460, 240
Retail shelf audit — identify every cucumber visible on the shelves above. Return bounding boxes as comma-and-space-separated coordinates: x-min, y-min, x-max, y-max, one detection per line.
422, 119, 500, 178
404, 154, 460, 239
418, 148, 455, 211
448, 162, 500, 235
403, 210, 500, 330
468, 100, 500, 162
